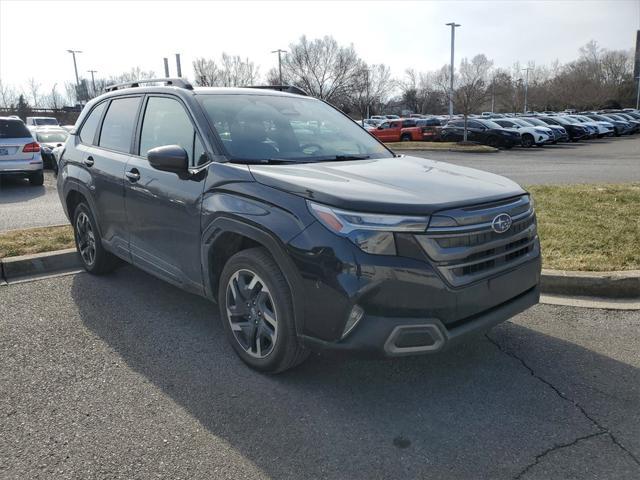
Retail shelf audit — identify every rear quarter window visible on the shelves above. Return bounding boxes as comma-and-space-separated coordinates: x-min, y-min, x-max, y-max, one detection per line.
79, 102, 107, 144
0, 120, 31, 139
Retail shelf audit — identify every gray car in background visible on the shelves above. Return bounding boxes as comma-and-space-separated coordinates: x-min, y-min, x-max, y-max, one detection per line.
0, 117, 44, 186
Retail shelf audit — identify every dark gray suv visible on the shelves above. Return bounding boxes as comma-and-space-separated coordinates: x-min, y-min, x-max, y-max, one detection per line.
58, 79, 541, 373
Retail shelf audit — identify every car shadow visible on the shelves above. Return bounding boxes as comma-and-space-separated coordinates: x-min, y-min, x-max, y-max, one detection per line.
0, 175, 46, 201
70, 267, 640, 479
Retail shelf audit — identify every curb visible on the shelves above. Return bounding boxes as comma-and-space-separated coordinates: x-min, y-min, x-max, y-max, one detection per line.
0, 248, 81, 283
541, 269, 640, 299
392, 146, 498, 153
1, 249, 639, 300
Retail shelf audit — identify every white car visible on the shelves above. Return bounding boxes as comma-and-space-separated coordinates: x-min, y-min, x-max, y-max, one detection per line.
25, 116, 60, 128
493, 118, 553, 147
0, 116, 44, 185
32, 127, 69, 172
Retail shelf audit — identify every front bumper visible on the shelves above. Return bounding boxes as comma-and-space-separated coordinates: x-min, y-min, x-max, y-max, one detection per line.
302, 285, 539, 357
288, 221, 541, 356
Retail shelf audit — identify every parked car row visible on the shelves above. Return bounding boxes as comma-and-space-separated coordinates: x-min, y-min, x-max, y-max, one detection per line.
0, 115, 68, 185
362, 108, 640, 149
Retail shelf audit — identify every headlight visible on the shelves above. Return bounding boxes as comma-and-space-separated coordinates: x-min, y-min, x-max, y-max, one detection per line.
307, 201, 429, 255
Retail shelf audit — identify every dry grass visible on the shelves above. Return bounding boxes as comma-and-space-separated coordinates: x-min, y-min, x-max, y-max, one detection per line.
0, 225, 74, 259
388, 141, 497, 152
529, 183, 640, 271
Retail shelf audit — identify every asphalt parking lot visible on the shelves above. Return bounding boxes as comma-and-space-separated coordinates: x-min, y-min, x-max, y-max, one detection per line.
400, 135, 640, 185
1, 267, 639, 479
0, 171, 67, 233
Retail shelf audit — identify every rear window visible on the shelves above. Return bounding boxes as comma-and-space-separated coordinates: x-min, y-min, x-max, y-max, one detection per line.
99, 97, 140, 153
0, 119, 31, 139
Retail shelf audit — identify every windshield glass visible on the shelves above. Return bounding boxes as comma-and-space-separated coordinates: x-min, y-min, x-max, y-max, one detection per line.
36, 131, 68, 143
198, 94, 392, 162
553, 117, 572, 125
512, 119, 532, 127
519, 118, 539, 126
35, 118, 59, 126
479, 119, 503, 129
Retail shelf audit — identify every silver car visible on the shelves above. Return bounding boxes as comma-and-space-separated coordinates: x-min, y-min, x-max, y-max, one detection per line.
0, 117, 44, 186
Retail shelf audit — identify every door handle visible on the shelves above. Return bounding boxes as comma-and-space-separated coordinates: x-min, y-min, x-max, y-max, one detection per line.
125, 169, 140, 182
83, 156, 94, 167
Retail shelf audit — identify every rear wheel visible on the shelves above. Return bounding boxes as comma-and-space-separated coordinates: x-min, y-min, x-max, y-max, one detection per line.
400, 133, 411, 142
72, 203, 120, 274
219, 247, 308, 373
28, 171, 44, 186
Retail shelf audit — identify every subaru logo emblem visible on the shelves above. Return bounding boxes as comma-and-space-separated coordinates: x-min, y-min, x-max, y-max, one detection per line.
491, 213, 512, 234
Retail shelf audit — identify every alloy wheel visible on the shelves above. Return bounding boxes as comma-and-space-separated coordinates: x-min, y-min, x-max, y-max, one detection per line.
75, 212, 96, 266
226, 269, 278, 359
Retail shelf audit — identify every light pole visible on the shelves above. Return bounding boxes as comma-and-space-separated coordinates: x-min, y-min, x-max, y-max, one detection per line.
636, 76, 640, 110
522, 66, 533, 114
87, 70, 97, 96
66, 49, 82, 86
445, 22, 460, 117
271, 49, 286, 85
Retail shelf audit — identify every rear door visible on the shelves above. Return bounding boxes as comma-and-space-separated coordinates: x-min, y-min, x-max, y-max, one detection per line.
84, 96, 141, 258
123, 95, 208, 292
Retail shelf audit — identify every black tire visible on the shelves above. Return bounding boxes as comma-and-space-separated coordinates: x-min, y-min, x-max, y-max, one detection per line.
486, 136, 500, 148
521, 133, 534, 148
72, 203, 120, 274
28, 171, 44, 186
218, 247, 308, 373
400, 133, 411, 142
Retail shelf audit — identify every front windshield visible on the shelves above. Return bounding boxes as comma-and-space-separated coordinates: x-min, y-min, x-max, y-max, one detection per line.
35, 118, 59, 126
479, 119, 503, 129
198, 94, 392, 162
36, 131, 68, 143
519, 118, 539, 126
553, 117, 572, 125
512, 119, 532, 127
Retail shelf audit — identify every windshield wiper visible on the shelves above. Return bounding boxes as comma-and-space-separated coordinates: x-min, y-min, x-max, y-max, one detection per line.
229, 154, 371, 165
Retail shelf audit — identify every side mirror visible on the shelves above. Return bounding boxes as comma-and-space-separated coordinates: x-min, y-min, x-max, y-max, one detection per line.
377, 126, 383, 130
147, 145, 188, 172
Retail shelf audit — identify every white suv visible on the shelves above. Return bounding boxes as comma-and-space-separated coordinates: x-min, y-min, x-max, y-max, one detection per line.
0, 117, 44, 185
493, 118, 553, 147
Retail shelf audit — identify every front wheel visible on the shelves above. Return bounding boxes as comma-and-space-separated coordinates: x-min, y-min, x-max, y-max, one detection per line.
219, 247, 308, 373
521, 134, 534, 148
73, 203, 120, 274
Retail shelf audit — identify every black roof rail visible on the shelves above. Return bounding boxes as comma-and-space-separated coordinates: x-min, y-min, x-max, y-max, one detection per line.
105, 78, 193, 92
246, 85, 308, 96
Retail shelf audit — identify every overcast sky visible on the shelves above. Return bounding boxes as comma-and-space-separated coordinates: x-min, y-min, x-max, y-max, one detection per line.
1, 0, 639, 94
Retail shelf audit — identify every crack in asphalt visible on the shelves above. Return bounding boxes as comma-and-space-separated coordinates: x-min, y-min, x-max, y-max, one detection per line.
513, 431, 607, 480
485, 333, 640, 479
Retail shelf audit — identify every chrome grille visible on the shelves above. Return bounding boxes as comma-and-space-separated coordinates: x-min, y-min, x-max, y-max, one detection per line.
415, 195, 539, 287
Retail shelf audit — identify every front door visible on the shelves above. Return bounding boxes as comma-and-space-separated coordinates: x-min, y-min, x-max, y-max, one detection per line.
124, 95, 208, 293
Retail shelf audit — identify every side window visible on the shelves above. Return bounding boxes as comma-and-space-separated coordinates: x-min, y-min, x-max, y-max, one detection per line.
139, 96, 198, 162
79, 102, 106, 144
390, 122, 400, 128
403, 120, 416, 128
468, 121, 482, 129
99, 97, 140, 153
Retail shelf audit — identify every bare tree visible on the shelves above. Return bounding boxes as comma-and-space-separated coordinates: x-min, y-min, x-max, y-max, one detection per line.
436, 54, 493, 141
351, 64, 394, 118
44, 84, 64, 109
281, 35, 362, 103
0, 79, 18, 108
27, 78, 41, 108
193, 54, 260, 87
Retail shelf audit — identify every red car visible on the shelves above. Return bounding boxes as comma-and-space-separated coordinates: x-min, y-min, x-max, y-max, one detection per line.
370, 118, 441, 142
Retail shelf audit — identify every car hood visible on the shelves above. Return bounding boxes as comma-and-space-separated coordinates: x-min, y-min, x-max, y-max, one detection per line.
248, 155, 526, 215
